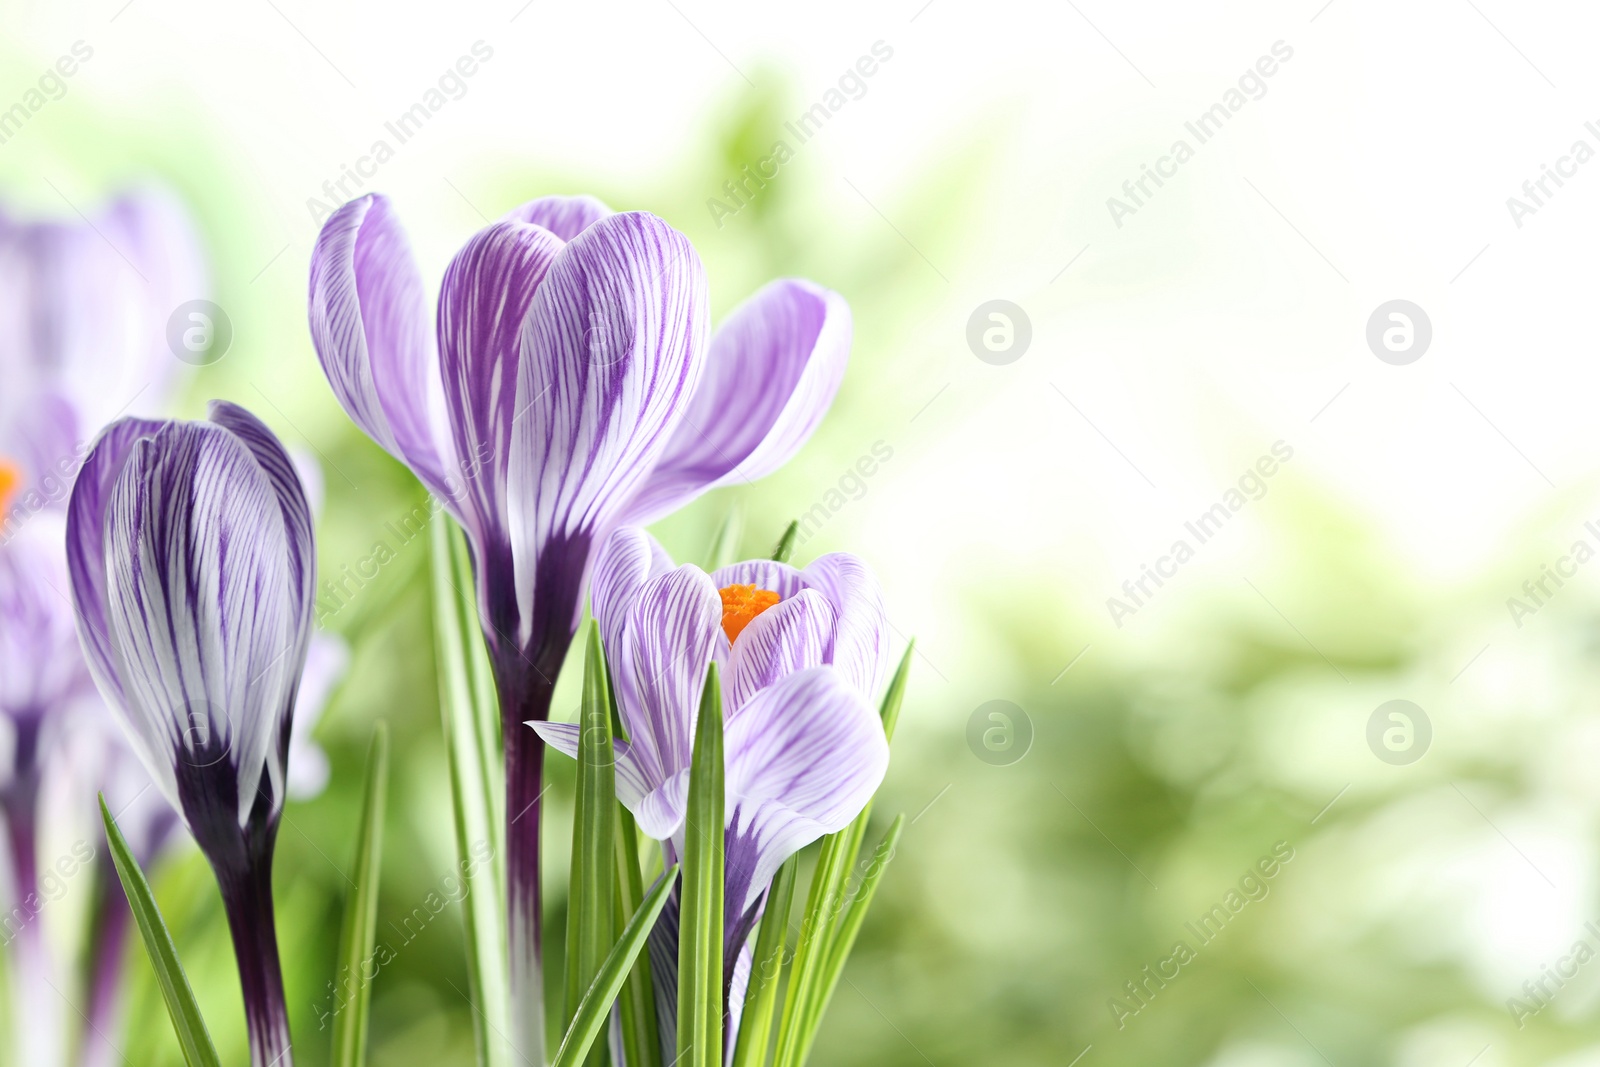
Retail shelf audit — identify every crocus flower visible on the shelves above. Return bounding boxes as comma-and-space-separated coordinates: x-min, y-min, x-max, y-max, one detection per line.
66, 402, 315, 1067
308, 191, 850, 1042
531, 526, 890, 1037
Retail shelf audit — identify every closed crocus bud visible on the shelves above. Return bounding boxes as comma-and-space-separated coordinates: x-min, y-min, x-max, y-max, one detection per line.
66, 401, 312, 1067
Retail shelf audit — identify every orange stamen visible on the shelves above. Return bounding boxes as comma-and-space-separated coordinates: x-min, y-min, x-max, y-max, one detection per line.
719, 583, 781, 643
0, 459, 21, 524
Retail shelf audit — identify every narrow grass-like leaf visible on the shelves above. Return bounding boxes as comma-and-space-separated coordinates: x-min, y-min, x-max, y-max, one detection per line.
564, 624, 617, 1066
774, 642, 914, 1066
613, 804, 661, 1067
731, 855, 798, 1067
678, 663, 725, 1067
706, 506, 743, 571
432, 518, 512, 1067
806, 815, 905, 1059
99, 794, 221, 1067
551, 865, 679, 1067
331, 724, 390, 1067
770, 521, 799, 563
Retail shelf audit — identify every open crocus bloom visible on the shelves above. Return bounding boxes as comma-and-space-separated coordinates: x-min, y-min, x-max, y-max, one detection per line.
309, 191, 850, 696
531, 526, 891, 948
310, 192, 852, 1043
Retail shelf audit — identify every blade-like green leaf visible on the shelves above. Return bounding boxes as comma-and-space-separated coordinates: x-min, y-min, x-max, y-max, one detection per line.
331, 723, 390, 1067
770, 521, 799, 563
678, 663, 725, 1067
613, 805, 661, 1067
731, 855, 798, 1067
774, 642, 914, 1066
98, 794, 221, 1067
807, 816, 905, 1059
564, 624, 617, 1066
551, 865, 679, 1067
432, 517, 512, 1067
706, 506, 743, 571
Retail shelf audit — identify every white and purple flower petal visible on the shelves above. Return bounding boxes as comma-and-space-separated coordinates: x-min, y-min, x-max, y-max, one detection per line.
506, 211, 709, 658
501, 195, 613, 241
720, 666, 888, 922
309, 195, 460, 511
622, 279, 851, 525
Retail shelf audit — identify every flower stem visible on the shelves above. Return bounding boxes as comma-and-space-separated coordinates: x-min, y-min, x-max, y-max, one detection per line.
217, 855, 293, 1067
501, 636, 566, 1064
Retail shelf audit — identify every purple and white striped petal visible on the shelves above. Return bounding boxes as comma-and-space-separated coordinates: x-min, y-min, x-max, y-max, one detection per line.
501, 195, 613, 242
0, 517, 87, 721
725, 588, 835, 716
614, 565, 721, 839
437, 220, 568, 645
709, 559, 806, 602
309, 195, 459, 512
621, 280, 851, 525
721, 667, 888, 919
799, 553, 889, 699
506, 211, 709, 655
65, 417, 166, 711
102, 421, 302, 824
524, 720, 662, 825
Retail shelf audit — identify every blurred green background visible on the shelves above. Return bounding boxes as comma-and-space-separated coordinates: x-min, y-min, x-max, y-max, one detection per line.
5, 8, 1600, 1066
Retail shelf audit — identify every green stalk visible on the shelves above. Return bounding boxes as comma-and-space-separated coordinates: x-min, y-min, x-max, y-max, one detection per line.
564, 625, 617, 1066
330, 725, 390, 1067
731, 856, 798, 1067
677, 664, 725, 1067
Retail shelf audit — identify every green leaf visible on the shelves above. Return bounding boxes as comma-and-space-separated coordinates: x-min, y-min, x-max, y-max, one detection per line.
809, 816, 905, 1057
331, 724, 390, 1067
98, 794, 221, 1067
706, 506, 743, 571
551, 865, 680, 1067
432, 517, 513, 1067
678, 663, 725, 1067
770, 520, 799, 563
564, 624, 617, 1066
731, 855, 798, 1067
613, 806, 661, 1067
774, 642, 914, 1066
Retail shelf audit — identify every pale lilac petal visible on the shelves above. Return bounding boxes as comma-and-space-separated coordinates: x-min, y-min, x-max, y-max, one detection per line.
800, 553, 889, 698
286, 633, 348, 800
308, 195, 458, 508
722, 667, 888, 918
622, 280, 851, 524
501, 195, 614, 241
710, 559, 807, 608
65, 418, 166, 711
526, 720, 661, 830
207, 402, 315, 652
725, 589, 835, 715
104, 422, 300, 824
437, 220, 565, 545
507, 211, 709, 654
0, 516, 86, 720
612, 565, 721, 838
